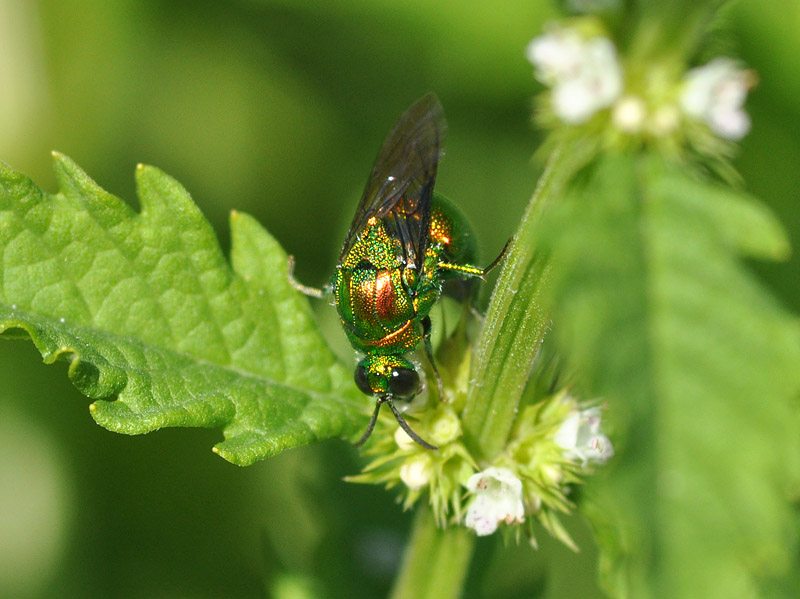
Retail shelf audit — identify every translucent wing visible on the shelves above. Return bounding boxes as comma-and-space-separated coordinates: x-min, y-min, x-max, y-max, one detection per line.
339, 93, 446, 270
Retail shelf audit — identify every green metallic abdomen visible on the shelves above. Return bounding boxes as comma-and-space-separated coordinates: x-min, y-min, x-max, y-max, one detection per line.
333, 193, 482, 357
334, 264, 424, 355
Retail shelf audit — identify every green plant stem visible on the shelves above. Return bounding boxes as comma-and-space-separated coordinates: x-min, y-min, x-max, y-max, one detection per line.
461, 142, 594, 462
628, 0, 724, 64
390, 505, 475, 599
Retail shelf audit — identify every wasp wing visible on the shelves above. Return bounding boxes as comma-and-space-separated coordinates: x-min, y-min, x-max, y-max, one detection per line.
339, 93, 446, 271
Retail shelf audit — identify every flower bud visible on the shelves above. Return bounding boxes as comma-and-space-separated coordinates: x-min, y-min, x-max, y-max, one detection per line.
399, 456, 432, 491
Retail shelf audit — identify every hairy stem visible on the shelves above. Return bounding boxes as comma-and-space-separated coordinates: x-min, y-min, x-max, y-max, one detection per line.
390, 505, 475, 599
462, 142, 595, 462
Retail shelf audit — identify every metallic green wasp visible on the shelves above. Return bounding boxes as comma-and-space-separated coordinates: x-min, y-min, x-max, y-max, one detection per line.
291, 93, 506, 449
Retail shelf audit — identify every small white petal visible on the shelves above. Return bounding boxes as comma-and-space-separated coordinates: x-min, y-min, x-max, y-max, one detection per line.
464, 467, 525, 536
467, 467, 523, 493
580, 407, 603, 433
527, 28, 623, 126
583, 37, 623, 105
465, 496, 500, 536
552, 78, 599, 123
681, 78, 712, 118
535, 33, 623, 124
709, 107, 751, 140
716, 77, 749, 108
681, 58, 753, 139
526, 29, 585, 85
553, 412, 580, 449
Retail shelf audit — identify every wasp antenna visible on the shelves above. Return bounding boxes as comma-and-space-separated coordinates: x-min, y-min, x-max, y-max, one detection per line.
483, 237, 513, 275
386, 399, 439, 450
355, 400, 384, 448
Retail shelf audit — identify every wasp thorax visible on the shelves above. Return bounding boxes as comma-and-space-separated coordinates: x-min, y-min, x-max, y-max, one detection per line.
355, 355, 420, 399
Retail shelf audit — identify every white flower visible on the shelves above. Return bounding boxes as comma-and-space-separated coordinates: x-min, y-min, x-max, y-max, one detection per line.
554, 406, 614, 466
464, 467, 525, 536
526, 28, 623, 124
525, 28, 586, 86
680, 58, 753, 140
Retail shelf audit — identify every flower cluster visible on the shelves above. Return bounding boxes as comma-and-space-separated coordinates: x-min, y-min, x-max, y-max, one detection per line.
351, 372, 613, 547
347, 399, 479, 527
525, 22, 755, 143
464, 391, 614, 546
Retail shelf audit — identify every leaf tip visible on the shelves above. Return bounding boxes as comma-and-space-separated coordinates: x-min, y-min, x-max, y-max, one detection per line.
134, 163, 162, 186
50, 151, 71, 172
211, 445, 247, 466
50, 151, 78, 173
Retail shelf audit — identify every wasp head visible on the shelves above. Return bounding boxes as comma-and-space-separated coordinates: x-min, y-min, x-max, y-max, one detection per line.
354, 355, 420, 400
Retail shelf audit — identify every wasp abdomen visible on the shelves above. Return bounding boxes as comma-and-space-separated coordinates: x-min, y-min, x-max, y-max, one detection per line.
335, 263, 422, 353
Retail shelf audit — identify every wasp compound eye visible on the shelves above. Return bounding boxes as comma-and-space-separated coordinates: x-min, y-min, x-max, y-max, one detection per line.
388, 367, 419, 399
354, 364, 373, 396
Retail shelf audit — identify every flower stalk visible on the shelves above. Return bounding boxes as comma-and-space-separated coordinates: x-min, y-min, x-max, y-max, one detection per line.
461, 140, 595, 462
390, 506, 475, 599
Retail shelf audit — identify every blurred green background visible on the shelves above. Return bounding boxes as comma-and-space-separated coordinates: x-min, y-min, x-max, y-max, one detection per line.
0, 1, 798, 597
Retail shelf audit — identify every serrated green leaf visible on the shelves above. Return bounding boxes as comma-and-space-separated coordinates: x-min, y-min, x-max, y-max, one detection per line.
0, 153, 363, 465
537, 152, 800, 599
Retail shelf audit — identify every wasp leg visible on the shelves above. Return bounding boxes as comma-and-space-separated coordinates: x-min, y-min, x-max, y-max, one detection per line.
436, 261, 485, 278
287, 255, 328, 299
441, 237, 514, 320
421, 315, 446, 402
437, 236, 513, 280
